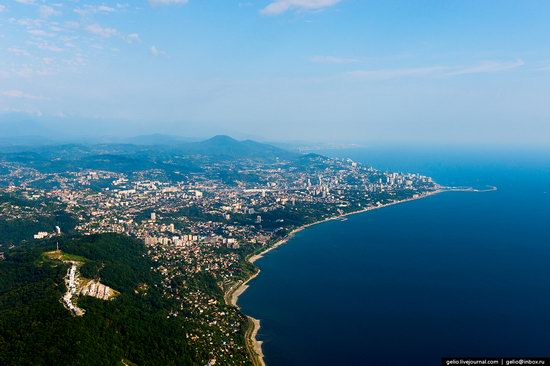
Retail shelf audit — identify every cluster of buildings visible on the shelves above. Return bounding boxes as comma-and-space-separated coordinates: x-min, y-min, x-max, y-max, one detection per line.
0, 184, 66, 237
0, 154, 439, 364
33, 226, 62, 240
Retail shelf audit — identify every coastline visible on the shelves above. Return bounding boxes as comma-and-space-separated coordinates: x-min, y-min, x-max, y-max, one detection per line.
225, 189, 446, 366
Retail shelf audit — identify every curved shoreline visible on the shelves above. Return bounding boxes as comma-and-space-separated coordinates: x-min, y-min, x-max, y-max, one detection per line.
225, 189, 449, 366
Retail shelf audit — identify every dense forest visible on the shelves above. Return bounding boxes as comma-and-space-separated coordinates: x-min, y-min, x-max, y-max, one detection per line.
0, 212, 76, 245
0, 234, 205, 365
0, 193, 77, 245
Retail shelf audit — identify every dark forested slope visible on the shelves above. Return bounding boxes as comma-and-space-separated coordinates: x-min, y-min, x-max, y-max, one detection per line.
0, 234, 204, 366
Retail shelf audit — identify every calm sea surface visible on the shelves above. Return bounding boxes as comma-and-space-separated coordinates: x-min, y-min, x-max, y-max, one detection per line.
238, 147, 550, 366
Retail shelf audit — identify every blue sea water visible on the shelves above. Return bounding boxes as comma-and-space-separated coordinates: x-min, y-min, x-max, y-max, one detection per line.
238, 147, 550, 366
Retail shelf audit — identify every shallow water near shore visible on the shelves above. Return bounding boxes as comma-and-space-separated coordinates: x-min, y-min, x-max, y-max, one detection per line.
238, 147, 550, 366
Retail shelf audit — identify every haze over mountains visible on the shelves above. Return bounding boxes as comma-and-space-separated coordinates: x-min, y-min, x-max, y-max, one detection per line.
0, 113, 269, 146
0, 133, 307, 177
0, 113, 346, 156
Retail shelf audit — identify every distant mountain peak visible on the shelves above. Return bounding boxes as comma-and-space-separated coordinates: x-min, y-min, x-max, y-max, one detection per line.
205, 135, 239, 144
182, 135, 299, 160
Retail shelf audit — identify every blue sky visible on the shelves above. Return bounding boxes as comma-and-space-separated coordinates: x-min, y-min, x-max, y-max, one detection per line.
1, 0, 549, 145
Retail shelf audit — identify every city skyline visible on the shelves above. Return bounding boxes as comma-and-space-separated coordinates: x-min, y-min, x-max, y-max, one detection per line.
1, 0, 550, 146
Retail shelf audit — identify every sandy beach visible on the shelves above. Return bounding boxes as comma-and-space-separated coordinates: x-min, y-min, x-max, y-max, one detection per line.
225, 189, 447, 366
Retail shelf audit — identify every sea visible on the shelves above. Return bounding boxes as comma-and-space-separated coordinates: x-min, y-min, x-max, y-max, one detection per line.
238, 146, 550, 366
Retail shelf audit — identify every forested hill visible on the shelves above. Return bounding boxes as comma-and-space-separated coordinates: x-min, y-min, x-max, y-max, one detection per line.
0, 234, 208, 366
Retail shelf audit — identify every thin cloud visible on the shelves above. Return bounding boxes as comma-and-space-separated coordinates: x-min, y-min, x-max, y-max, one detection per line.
86, 24, 118, 38
64, 21, 80, 30
39, 5, 61, 18
74, 5, 117, 16
149, 46, 166, 56
348, 60, 524, 80
28, 29, 54, 37
11, 17, 44, 28
261, 0, 341, 15
310, 55, 357, 64
15, 0, 35, 4
149, 0, 189, 6
30, 40, 64, 52
98, 5, 116, 13
7, 47, 31, 57
126, 33, 141, 44
446, 60, 525, 76
1, 89, 43, 100
0, 5, 6, 13
349, 66, 448, 79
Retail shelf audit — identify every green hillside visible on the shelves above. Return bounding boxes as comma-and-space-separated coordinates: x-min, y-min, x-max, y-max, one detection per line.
0, 234, 205, 366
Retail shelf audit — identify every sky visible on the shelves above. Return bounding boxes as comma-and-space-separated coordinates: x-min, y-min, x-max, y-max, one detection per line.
0, 0, 550, 145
